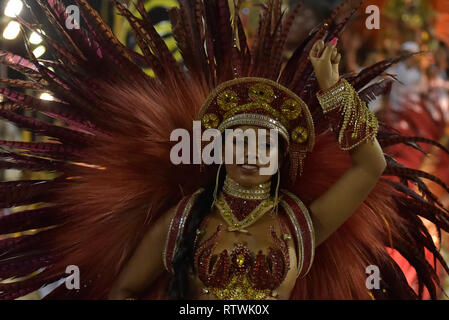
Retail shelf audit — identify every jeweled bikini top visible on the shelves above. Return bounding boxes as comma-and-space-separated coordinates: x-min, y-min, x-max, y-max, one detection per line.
163, 188, 315, 300
193, 219, 290, 299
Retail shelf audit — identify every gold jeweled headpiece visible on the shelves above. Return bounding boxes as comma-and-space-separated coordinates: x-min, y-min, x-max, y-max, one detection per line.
198, 77, 315, 180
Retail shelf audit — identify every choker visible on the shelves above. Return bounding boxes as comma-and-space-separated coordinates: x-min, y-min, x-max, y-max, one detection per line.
216, 176, 274, 232
222, 176, 271, 200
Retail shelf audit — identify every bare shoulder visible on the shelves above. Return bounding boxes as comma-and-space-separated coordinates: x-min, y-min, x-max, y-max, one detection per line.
144, 203, 178, 240
157, 205, 178, 230
107, 201, 182, 299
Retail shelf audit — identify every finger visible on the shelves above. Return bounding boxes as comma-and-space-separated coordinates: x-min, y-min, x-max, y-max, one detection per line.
310, 40, 324, 59
309, 41, 318, 59
309, 56, 319, 68
322, 38, 339, 61
330, 47, 338, 62
332, 54, 341, 73
321, 44, 334, 61
309, 41, 319, 59
332, 53, 342, 65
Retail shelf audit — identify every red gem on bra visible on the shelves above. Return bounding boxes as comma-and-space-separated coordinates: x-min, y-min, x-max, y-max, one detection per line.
194, 224, 290, 292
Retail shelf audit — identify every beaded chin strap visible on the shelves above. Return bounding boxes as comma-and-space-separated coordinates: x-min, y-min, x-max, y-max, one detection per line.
273, 168, 281, 215
211, 163, 223, 209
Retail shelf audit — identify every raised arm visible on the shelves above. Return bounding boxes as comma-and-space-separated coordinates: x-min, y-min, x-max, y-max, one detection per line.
108, 206, 176, 299
308, 38, 387, 246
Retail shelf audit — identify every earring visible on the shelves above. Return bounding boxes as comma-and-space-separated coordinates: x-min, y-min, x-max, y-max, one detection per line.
273, 168, 281, 215
212, 163, 223, 209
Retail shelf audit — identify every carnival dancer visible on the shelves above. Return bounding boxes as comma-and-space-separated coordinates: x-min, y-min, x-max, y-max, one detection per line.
0, 0, 448, 300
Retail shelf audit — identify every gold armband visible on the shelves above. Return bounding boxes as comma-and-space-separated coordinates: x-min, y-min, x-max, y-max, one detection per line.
316, 78, 378, 150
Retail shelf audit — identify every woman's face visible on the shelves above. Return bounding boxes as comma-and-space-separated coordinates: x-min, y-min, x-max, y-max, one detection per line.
223, 125, 282, 188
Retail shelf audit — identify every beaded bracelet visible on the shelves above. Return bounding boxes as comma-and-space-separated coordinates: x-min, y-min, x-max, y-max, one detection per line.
316, 78, 378, 150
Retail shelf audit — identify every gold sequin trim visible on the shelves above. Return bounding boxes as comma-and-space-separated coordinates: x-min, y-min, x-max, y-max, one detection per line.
316, 78, 378, 150
223, 102, 288, 127
218, 113, 290, 144
202, 113, 220, 129
248, 83, 275, 103
198, 77, 315, 152
281, 190, 315, 275
215, 193, 276, 232
291, 126, 308, 143
208, 274, 272, 300
217, 90, 239, 111
223, 175, 271, 200
279, 198, 304, 278
162, 188, 204, 273
280, 99, 302, 120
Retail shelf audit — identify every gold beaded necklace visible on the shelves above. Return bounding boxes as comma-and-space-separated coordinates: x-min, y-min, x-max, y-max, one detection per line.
222, 177, 271, 200
215, 176, 276, 232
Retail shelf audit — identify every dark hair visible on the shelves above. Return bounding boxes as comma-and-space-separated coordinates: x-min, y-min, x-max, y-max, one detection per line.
168, 167, 280, 299
168, 166, 224, 299
168, 132, 286, 299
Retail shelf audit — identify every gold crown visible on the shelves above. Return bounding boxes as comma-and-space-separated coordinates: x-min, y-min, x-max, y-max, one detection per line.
199, 77, 314, 150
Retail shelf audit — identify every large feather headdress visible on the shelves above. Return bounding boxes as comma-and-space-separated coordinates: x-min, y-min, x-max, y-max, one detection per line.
0, 0, 448, 300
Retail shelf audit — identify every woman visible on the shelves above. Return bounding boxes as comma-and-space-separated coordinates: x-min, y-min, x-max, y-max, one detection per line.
108, 38, 387, 300
0, 0, 447, 300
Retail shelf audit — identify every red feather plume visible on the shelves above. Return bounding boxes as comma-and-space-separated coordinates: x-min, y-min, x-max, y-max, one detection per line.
0, 0, 448, 300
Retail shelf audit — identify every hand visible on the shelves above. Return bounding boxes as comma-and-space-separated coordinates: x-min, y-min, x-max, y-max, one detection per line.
309, 37, 342, 91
